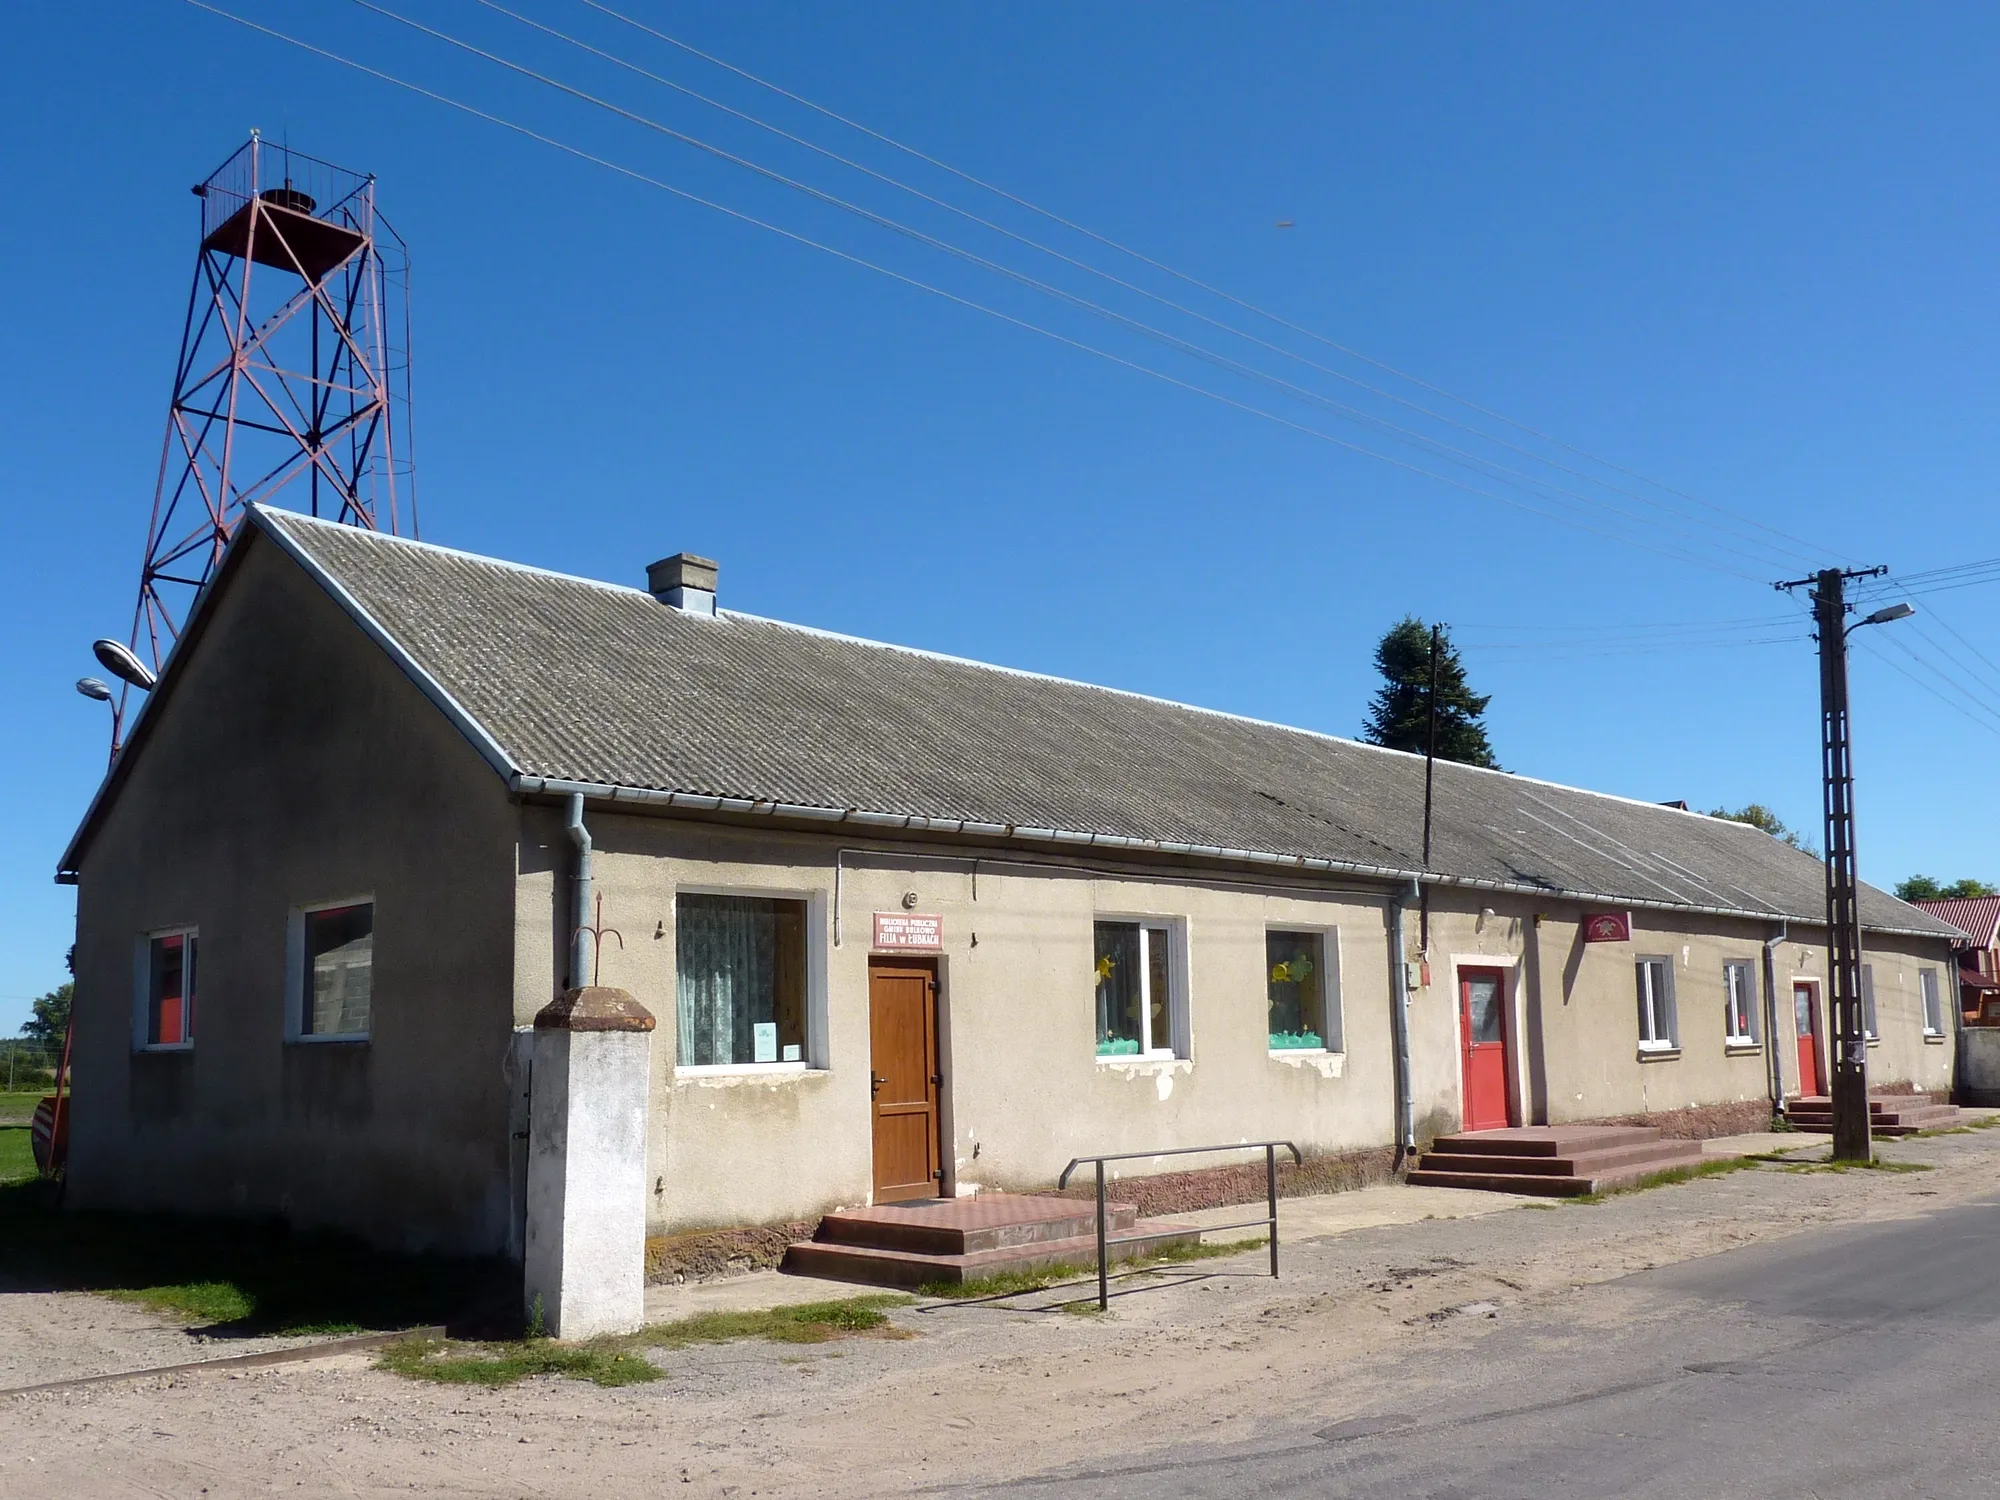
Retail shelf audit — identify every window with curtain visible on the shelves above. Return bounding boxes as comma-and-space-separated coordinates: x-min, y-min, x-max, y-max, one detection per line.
1636, 957, 1678, 1050
676, 894, 807, 1067
1921, 969, 1945, 1036
145, 931, 196, 1047
1724, 959, 1759, 1045
1094, 920, 1178, 1057
1268, 930, 1336, 1051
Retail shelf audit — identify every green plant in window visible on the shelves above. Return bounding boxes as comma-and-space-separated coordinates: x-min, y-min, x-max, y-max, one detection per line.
1096, 1037, 1140, 1057
1269, 1030, 1324, 1051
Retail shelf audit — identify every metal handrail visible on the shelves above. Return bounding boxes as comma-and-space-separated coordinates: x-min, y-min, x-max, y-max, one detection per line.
1057, 1141, 1302, 1310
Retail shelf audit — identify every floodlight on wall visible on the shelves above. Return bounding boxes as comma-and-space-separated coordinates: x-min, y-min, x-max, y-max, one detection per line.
92, 638, 157, 691
75, 677, 112, 702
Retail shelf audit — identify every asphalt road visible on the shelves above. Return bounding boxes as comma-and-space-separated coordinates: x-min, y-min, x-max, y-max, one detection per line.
963, 1194, 2000, 1499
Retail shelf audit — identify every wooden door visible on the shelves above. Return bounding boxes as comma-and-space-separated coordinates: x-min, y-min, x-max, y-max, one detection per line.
869, 960, 942, 1203
1458, 967, 1513, 1132
1793, 982, 1822, 1096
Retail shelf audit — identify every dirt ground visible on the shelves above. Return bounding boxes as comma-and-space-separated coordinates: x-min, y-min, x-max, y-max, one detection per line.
6, 1127, 1997, 1500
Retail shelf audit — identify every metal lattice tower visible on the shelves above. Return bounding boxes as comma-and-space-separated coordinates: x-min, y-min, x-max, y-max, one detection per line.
129, 133, 415, 680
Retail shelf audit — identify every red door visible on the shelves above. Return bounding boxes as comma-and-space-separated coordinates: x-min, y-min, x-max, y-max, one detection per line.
1793, 982, 1822, 1096
1458, 967, 1513, 1132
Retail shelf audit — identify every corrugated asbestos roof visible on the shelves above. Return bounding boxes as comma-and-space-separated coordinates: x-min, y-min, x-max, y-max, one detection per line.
1910, 896, 2000, 948
256, 510, 1955, 940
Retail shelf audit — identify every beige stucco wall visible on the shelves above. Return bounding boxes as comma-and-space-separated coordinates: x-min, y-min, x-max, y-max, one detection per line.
66, 534, 521, 1255
511, 815, 1400, 1236
1406, 898, 1956, 1126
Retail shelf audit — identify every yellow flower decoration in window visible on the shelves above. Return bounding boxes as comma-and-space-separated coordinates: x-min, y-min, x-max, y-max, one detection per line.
1095, 955, 1115, 982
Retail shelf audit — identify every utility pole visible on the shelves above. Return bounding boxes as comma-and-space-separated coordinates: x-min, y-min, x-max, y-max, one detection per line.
1420, 623, 1441, 951
1776, 565, 1911, 1162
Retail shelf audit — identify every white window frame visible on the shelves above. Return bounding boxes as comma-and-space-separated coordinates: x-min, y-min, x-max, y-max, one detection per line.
1723, 958, 1759, 1047
1636, 955, 1679, 1052
672, 885, 828, 1077
1920, 968, 1946, 1037
1094, 916, 1188, 1062
133, 925, 199, 1052
1860, 963, 1881, 1042
286, 895, 376, 1044
1265, 925, 1343, 1055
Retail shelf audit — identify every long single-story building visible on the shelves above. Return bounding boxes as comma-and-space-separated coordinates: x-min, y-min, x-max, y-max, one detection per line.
58, 508, 1962, 1258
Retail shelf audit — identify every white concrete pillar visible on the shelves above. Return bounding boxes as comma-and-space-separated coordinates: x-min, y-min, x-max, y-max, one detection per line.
523, 986, 654, 1339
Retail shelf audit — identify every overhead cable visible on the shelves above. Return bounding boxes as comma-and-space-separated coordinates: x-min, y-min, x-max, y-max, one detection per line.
574, 0, 1840, 570
472, 0, 1825, 573
187, 0, 1777, 578
340, 0, 1790, 576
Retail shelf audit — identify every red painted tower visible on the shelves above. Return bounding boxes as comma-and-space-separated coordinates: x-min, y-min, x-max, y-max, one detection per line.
127, 133, 415, 689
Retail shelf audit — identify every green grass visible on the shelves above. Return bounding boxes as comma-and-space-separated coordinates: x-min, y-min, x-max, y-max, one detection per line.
377, 1295, 913, 1388
0, 1127, 36, 1184
1566, 1155, 1763, 1205
0, 1177, 505, 1336
917, 1236, 1266, 1301
0, 1093, 48, 1127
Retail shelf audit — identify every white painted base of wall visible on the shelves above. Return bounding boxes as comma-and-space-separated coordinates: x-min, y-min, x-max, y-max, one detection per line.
524, 1028, 651, 1339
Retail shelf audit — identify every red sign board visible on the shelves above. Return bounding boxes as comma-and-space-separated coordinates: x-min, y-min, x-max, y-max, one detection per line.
873, 912, 943, 951
1582, 911, 1632, 944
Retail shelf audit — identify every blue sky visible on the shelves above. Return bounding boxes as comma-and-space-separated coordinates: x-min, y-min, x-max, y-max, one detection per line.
3, 2, 1997, 1031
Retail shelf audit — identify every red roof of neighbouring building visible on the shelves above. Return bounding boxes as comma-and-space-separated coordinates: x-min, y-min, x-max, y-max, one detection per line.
1913, 895, 2000, 948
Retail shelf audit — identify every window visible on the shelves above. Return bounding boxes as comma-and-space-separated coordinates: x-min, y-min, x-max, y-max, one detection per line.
300, 902, 374, 1038
1268, 930, 1339, 1052
1724, 959, 1759, 1046
676, 894, 807, 1068
1636, 956, 1679, 1051
1094, 920, 1181, 1058
1861, 965, 1879, 1041
142, 931, 196, 1048
1921, 969, 1946, 1036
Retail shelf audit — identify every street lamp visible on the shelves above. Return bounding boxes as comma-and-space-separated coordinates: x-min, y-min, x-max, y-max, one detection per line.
1776, 566, 1915, 1161
78, 637, 157, 762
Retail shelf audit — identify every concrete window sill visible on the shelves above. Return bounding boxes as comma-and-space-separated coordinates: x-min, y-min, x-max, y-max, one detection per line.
1924, 1033, 1948, 1045
1094, 1055, 1191, 1075
285, 1035, 370, 1046
1637, 1047, 1682, 1063
1724, 1042, 1762, 1056
674, 1063, 823, 1084
1269, 1049, 1347, 1078
132, 1043, 194, 1055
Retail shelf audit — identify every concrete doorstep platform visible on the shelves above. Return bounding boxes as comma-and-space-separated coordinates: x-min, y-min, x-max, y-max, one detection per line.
783, 1194, 1203, 1289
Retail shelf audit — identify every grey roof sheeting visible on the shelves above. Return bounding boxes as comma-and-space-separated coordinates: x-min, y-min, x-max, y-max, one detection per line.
252, 509, 1952, 940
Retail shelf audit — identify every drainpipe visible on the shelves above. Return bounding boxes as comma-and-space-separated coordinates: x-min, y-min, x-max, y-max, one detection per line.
566, 792, 593, 990
1389, 879, 1420, 1159
1762, 920, 1789, 1114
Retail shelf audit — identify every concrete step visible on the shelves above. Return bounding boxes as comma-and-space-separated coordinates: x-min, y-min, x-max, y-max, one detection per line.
783, 1220, 1203, 1288
1418, 1138, 1703, 1179
1428, 1125, 1665, 1159
1405, 1169, 1600, 1197
811, 1193, 1136, 1256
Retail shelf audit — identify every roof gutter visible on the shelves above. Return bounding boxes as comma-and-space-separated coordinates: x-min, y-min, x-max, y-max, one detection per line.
507, 775, 1956, 942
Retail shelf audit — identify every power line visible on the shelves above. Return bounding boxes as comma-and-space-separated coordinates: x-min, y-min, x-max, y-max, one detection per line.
187, 1, 1779, 581
341, 0, 1789, 578
1852, 635, 2000, 742
469, 0, 1825, 574
577, 0, 1837, 571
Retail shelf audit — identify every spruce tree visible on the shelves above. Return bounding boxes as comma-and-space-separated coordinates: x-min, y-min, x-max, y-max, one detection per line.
1361, 617, 1498, 769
